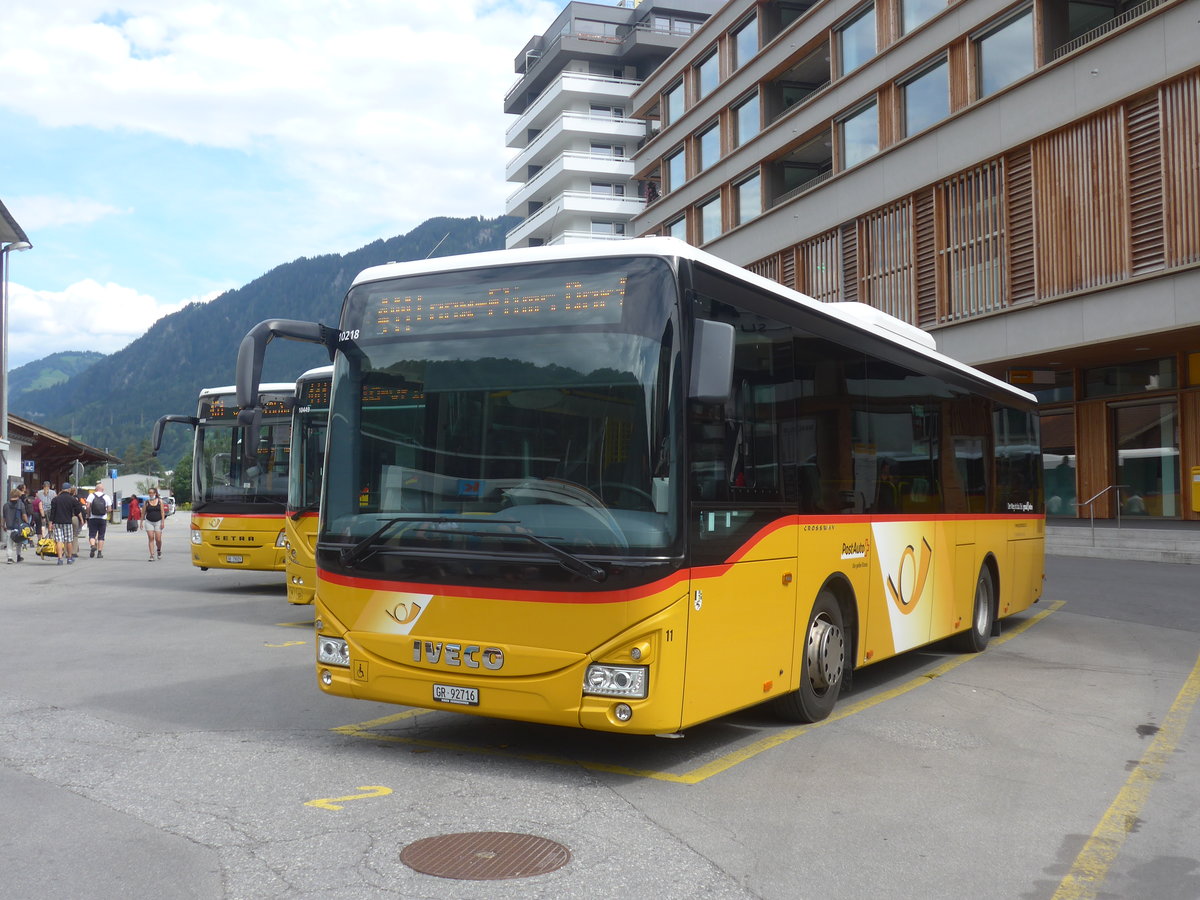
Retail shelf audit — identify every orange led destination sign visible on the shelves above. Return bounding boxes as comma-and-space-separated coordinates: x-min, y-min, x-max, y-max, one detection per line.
368, 274, 627, 336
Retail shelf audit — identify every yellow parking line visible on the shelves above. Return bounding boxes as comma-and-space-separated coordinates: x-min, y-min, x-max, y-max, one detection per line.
1052, 647, 1200, 900
333, 601, 1064, 784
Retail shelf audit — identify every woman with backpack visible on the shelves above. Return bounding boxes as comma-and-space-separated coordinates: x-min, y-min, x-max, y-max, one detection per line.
144, 487, 166, 561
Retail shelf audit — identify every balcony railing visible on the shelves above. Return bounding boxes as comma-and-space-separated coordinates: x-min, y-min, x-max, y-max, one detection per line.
768, 169, 834, 209
1051, 0, 1164, 59
505, 151, 633, 206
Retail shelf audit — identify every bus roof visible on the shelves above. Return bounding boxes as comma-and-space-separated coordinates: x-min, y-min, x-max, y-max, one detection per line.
297, 365, 334, 383
351, 237, 1034, 405
200, 383, 294, 397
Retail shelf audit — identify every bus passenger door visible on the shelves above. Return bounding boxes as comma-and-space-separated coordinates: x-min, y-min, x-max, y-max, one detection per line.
683, 510, 798, 726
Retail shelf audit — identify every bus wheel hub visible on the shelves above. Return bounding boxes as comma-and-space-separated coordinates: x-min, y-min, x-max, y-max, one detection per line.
807, 616, 844, 692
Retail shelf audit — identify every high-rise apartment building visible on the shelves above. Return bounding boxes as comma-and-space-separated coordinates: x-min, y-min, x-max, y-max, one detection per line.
504, 0, 720, 249
629, 0, 1200, 521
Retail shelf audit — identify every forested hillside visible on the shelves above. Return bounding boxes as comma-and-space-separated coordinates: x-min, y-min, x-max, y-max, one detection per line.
10, 216, 517, 465
8, 351, 105, 399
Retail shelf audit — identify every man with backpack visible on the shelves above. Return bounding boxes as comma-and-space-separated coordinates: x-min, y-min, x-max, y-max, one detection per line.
85, 482, 112, 559
49, 482, 82, 565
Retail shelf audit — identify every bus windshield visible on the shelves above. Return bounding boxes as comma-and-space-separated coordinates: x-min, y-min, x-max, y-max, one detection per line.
194, 393, 291, 507
289, 401, 328, 514
321, 256, 681, 562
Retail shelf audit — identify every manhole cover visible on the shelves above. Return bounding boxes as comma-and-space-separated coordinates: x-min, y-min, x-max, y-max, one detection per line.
400, 831, 570, 880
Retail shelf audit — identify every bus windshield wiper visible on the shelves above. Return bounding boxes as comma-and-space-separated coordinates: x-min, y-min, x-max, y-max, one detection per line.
290, 503, 320, 521
337, 516, 606, 582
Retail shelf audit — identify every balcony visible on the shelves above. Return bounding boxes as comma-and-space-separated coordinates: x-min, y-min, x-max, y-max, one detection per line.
504, 151, 635, 216
505, 113, 646, 182
505, 191, 647, 246
506, 72, 639, 148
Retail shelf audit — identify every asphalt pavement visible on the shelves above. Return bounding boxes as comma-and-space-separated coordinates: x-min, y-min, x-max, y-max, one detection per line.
1, 527, 1198, 899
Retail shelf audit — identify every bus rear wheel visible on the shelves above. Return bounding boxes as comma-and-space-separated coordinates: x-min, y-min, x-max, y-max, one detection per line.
775, 589, 845, 723
955, 566, 995, 653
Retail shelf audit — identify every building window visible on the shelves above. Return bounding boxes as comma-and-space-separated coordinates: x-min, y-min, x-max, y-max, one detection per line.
860, 201, 915, 322
734, 92, 761, 147
698, 123, 721, 171
938, 161, 1004, 320
902, 58, 949, 136
666, 148, 686, 192
977, 9, 1034, 97
1084, 359, 1177, 399
667, 216, 687, 240
902, 0, 946, 34
838, 5, 876, 76
576, 19, 619, 39
732, 15, 759, 70
696, 51, 720, 100
591, 221, 627, 236
840, 102, 879, 168
590, 104, 624, 119
591, 182, 625, 196
698, 195, 722, 243
664, 81, 685, 125
734, 173, 761, 226
591, 142, 625, 158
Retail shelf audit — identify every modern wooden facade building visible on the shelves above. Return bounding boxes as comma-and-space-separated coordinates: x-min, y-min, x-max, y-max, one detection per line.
628, 0, 1200, 520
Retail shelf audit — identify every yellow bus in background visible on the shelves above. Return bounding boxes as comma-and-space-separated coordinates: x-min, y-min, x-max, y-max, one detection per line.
236, 238, 1044, 733
284, 366, 332, 604
153, 384, 293, 572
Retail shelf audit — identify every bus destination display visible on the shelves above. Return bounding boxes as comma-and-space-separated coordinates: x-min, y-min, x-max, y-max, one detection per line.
368, 272, 627, 336
203, 396, 291, 421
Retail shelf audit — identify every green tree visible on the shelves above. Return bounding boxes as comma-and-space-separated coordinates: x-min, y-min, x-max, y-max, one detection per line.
171, 454, 193, 504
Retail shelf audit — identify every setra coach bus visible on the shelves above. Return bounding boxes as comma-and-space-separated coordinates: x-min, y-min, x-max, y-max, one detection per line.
153, 384, 294, 572
235, 237, 1044, 734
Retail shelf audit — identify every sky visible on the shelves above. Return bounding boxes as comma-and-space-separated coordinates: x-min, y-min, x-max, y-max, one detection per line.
0, 0, 563, 369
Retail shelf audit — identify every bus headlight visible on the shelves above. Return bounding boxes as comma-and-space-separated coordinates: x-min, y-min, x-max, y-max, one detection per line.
584, 664, 647, 699
317, 636, 350, 667
190, 531, 202, 545
275, 529, 287, 548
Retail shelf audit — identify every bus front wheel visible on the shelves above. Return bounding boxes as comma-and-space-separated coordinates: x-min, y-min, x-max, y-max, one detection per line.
775, 589, 845, 723
955, 566, 995, 653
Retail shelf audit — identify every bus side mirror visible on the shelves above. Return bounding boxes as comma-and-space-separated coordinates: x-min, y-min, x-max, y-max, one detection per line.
689, 320, 735, 404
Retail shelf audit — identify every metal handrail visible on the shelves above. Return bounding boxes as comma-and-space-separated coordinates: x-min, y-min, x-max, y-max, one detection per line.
1077, 484, 1130, 544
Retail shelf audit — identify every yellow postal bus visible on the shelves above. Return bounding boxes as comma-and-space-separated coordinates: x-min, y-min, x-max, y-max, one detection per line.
153, 384, 293, 572
283, 366, 332, 604
236, 238, 1043, 733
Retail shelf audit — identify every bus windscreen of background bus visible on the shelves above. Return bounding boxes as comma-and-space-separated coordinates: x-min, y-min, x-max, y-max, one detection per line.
284, 367, 331, 604
190, 385, 293, 572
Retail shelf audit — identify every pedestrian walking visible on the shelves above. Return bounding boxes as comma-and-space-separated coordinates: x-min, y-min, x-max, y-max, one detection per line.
36, 481, 56, 538
127, 495, 142, 532
144, 487, 166, 561
85, 482, 112, 558
49, 482, 83, 565
3, 488, 30, 564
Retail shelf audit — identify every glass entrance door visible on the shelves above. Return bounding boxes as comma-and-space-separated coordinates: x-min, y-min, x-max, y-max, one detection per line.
1041, 410, 1076, 517
1113, 401, 1180, 518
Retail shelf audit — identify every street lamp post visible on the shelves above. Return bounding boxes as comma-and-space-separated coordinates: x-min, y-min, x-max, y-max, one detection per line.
1, 239, 33, 495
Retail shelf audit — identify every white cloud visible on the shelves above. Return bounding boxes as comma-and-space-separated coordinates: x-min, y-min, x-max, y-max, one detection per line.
6, 279, 219, 368
8, 195, 130, 230
0, 1, 561, 228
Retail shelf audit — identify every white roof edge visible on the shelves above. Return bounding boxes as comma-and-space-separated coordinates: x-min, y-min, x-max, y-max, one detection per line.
298, 365, 335, 381
351, 237, 1036, 405
201, 383, 295, 396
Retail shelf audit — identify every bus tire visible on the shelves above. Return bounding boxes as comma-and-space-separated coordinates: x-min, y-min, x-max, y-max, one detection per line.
955, 565, 995, 653
775, 588, 845, 723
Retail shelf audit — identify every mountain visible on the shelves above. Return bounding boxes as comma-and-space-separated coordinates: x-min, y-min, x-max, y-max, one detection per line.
10, 215, 518, 465
8, 351, 105, 399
